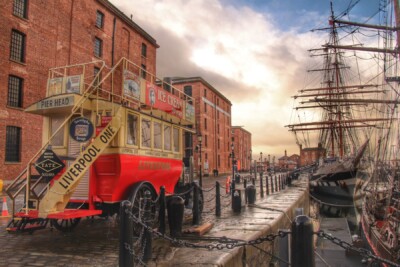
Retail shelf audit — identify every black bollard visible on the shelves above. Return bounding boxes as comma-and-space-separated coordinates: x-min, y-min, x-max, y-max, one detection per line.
260, 172, 264, 198
192, 183, 200, 225
246, 184, 256, 204
271, 176, 274, 193
142, 191, 152, 262
278, 175, 281, 191
235, 173, 241, 184
119, 200, 133, 267
291, 215, 315, 267
266, 175, 269, 195
231, 179, 236, 206
216, 181, 221, 217
232, 189, 242, 213
167, 196, 185, 237
158, 186, 166, 234
244, 179, 247, 204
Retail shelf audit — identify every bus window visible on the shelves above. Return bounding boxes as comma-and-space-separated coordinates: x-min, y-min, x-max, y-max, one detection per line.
127, 113, 138, 146
141, 118, 151, 148
164, 124, 171, 151
50, 116, 65, 147
173, 127, 180, 152
153, 121, 162, 149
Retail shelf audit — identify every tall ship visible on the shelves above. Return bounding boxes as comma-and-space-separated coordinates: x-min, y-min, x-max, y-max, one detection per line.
286, 1, 387, 204
357, 0, 400, 263
288, 0, 400, 263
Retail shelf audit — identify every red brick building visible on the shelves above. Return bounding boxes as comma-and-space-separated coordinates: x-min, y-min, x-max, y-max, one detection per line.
170, 77, 232, 175
299, 143, 326, 166
278, 150, 299, 171
232, 126, 252, 172
0, 0, 158, 180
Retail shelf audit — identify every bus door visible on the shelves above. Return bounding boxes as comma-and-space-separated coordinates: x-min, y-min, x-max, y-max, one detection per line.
67, 119, 90, 201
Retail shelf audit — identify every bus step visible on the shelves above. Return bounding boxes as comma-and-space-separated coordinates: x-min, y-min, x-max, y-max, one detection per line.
6, 217, 49, 233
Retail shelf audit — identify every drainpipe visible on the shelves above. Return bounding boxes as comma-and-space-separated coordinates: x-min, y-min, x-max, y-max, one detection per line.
68, 0, 75, 65
111, 17, 116, 66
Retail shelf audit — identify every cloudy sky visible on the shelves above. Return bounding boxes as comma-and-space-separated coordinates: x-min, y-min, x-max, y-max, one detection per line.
110, 0, 379, 159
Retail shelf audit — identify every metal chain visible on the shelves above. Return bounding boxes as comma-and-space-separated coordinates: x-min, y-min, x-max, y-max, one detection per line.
126, 207, 290, 251
166, 186, 194, 196
316, 230, 400, 267
203, 195, 216, 203
198, 184, 217, 192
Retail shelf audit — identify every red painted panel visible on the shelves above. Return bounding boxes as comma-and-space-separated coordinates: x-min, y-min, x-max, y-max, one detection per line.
93, 154, 182, 202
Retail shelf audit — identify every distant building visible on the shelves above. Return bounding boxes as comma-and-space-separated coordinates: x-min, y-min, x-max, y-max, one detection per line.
278, 150, 299, 171
299, 143, 326, 166
1, 0, 158, 180
169, 77, 232, 175
232, 126, 252, 172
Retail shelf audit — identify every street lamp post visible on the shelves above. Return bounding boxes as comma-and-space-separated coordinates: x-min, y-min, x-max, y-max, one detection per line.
197, 134, 202, 187
249, 149, 252, 175
231, 140, 235, 180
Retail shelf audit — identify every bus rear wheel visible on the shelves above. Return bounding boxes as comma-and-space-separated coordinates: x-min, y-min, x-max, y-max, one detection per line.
128, 182, 159, 237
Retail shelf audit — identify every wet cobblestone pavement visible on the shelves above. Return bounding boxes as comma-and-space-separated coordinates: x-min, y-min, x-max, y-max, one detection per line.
0, 172, 308, 266
0, 215, 120, 267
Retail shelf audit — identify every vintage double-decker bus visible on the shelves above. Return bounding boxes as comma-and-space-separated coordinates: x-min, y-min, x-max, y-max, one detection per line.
6, 57, 198, 233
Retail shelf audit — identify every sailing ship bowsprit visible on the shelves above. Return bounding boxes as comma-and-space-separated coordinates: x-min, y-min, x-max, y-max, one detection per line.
288, 0, 400, 264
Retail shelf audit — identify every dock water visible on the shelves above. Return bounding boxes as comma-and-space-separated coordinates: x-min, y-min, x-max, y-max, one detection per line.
315, 217, 364, 267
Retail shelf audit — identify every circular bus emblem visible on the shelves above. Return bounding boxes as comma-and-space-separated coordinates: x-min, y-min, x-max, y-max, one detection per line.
69, 117, 94, 142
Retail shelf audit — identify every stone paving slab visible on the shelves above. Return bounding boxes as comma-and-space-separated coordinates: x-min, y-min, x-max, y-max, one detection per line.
154, 177, 309, 266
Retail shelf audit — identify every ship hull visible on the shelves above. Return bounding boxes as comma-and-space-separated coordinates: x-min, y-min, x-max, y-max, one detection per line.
361, 202, 398, 265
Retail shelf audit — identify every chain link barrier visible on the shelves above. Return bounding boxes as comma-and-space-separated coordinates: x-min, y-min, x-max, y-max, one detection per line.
123, 205, 400, 267
316, 230, 400, 267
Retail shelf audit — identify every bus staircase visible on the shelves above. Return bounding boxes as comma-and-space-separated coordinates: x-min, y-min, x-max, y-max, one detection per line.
5, 59, 128, 233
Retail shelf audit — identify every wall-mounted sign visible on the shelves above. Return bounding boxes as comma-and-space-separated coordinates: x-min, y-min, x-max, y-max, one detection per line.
145, 82, 183, 119
123, 70, 141, 99
65, 75, 82, 93
36, 96, 74, 110
47, 77, 64, 96
185, 103, 195, 123
35, 149, 65, 178
69, 117, 94, 142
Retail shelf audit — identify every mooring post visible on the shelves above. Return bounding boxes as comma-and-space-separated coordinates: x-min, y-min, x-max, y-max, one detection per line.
278, 175, 281, 191
119, 200, 133, 267
246, 184, 256, 204
259, 172, 264, 198
271, 176, 274, 193
244, 178, 247, 204
192, 182, 200, 225
231, 178, 236, 206
291, 215, 315, 267
216, 181, 221, 217
142, 191, 152, 262
279, 228, 290, 267
232, 189, 242, 213
159, 186, 166, 234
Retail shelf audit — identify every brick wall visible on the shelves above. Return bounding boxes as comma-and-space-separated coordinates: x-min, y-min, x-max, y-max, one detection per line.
172, 78, 233, 175
0, 0, 158, 180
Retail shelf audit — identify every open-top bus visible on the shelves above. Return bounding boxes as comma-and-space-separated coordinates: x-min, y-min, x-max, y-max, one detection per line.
6, 57, 199, 233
